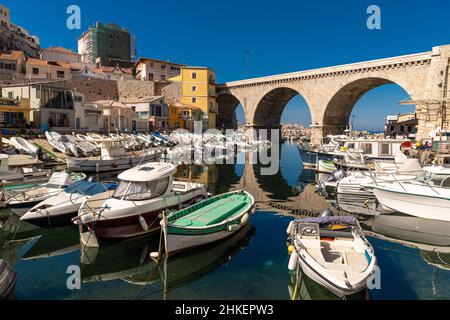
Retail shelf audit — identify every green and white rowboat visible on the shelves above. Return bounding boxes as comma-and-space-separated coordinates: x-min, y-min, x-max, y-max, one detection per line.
317, 160, 337, 174
163, 190, 255, 256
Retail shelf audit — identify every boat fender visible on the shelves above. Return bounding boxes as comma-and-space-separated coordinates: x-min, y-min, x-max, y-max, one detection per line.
227, 224, 240, 232
286, 221, 294, 235
139, 215, 149, 231
287, 245, 295, 255
288, 251, 298, 271
240, 213, 249, 225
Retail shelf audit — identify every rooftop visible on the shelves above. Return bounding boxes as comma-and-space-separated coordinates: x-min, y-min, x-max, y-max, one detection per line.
121, 96, 165, 104
43, 46, 78, 55
0, 50, 24, 60
135, 56, 186, 67
27, 58, 70, 69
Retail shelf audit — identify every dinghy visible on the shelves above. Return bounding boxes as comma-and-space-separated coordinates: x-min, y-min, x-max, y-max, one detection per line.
10, 137, 38, 156
163, 190, 255, 256
20, 180, 117, 228
287, 215, 376, 297
317, 160, 337, 174
45, 131, 70, 154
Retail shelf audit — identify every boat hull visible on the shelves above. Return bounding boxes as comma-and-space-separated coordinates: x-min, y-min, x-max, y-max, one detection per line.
85, 195, 205, 239
373, 187, 450, 222
166, 217, 250, 256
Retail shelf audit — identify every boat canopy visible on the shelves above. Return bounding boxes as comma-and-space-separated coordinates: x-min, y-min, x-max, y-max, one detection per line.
64, 180, 117, 196
295, 216, 357, 226
118, 163, 177, 182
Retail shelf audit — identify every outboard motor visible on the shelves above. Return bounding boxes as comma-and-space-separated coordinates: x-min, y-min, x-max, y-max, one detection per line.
0, 260, 17, 300
326, 169, 345, 183
320, 208, 334, 218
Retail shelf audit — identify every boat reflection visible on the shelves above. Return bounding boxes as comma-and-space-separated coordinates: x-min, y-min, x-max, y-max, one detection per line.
335, 193, 390, 217
288, 263, 370, 300
21, 225, 80, 260
362, 214, 450, 271
80, 222, 256, 295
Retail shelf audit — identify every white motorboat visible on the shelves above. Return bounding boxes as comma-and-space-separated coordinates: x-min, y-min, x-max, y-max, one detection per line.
62, 135, 97, 157
74, 162, 208, 239
317, 160, 337, 174
5, 172, 86, 216
66, 139, 161, 172
370, 166, 450, 222
287, 215, 377, 297
20, 180, 117, 228
10, 137, 38, 156
45, 131, 70, 154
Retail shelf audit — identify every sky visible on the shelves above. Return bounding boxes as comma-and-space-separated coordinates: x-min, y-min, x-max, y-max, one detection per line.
5, 0, 450, 130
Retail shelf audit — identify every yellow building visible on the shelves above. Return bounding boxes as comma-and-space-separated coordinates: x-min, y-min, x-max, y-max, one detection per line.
171, 66, 217, 129
168, 102, 203, 130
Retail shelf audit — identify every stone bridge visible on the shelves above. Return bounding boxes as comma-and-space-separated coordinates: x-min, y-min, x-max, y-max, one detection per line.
217, 44, 450, 144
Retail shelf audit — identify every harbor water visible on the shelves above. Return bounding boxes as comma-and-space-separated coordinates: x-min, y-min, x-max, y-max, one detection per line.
1, 142, 449, 300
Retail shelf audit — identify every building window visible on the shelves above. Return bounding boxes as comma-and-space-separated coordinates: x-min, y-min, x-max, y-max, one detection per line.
192, 97, 197, 103
32, 67, 39, 75
148, 73, 154, 81
8, 92, 13, 99
131, 106, 136, 112
380, 143, 391, 155
161, 64, 166, 70
48, 112, 70, 127
192, 72, 197, 79
160, 74, 166, 80
57, 71, 65, 79
192, 85, 197, 92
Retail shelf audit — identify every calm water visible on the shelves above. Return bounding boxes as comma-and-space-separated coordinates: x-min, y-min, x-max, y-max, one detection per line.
1, 142, 450, 300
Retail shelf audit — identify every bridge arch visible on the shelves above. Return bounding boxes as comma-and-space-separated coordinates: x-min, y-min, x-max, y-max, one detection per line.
322, 77, 417, 135
217, 93, 246, 129
252, 86, 312, 128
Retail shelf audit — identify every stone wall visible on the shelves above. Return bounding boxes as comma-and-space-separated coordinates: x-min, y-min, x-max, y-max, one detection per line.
157, 81, 181, 104
66, 78, 155, 102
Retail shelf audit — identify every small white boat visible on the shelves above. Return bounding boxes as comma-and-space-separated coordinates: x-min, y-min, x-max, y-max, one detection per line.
317, 160, 337, 174
5, 172, 86, 216
20, 180, 117, 228
287, 215, 377, 297
45, 131, 70, 154
10, 137, 38, 156
74, 162, 208, 239
370, 166, 450, 222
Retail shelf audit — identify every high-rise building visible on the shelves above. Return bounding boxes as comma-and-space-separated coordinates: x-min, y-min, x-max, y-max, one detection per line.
78, 22, 133, 64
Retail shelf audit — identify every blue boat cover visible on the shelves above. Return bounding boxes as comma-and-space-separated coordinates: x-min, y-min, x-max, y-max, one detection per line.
295, 216, 357, 226
65, 180, 117, 196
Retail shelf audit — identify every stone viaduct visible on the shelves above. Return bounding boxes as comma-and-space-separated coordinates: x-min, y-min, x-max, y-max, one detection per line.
217, 44, 450, 144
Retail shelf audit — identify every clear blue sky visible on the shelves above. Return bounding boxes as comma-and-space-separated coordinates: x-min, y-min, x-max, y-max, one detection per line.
5, 0, 450, 130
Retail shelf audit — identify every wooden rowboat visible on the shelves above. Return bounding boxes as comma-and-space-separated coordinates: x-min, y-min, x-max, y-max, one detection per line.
163, 190, 255, 256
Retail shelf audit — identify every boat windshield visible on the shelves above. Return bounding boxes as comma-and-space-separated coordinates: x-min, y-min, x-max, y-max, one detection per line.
113, 177, 170, 200
65, 180, 117, 195
415, 171, 450, 188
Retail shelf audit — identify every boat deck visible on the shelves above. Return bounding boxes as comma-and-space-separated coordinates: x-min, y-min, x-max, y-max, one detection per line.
172, 194, 250, 227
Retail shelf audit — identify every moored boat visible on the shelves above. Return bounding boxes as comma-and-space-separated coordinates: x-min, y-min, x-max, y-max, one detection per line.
163, 190, 255, 256
74, 162, 208, 239
317, 160, 337, 174
20, 180, 117, 228
287, 215, 377, 297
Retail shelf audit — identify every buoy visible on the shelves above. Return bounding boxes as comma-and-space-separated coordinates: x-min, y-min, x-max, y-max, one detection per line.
288, 251, 298, 271
286, 221, 294, 235
287, 245, 295, 255
139, 215, 149, 231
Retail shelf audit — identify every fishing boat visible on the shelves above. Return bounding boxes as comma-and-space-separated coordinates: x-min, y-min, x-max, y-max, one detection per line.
163, 190, 255, 256
61, 135, 97, 157
74, 162, 208, 239
66, 139, 162, 172
369, 166, 450, 222
20, 180, 117, 228
317, 160, 337, 174
9, 137, 38, 156
287, 215, 377, 297
4, 172, 86, 216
